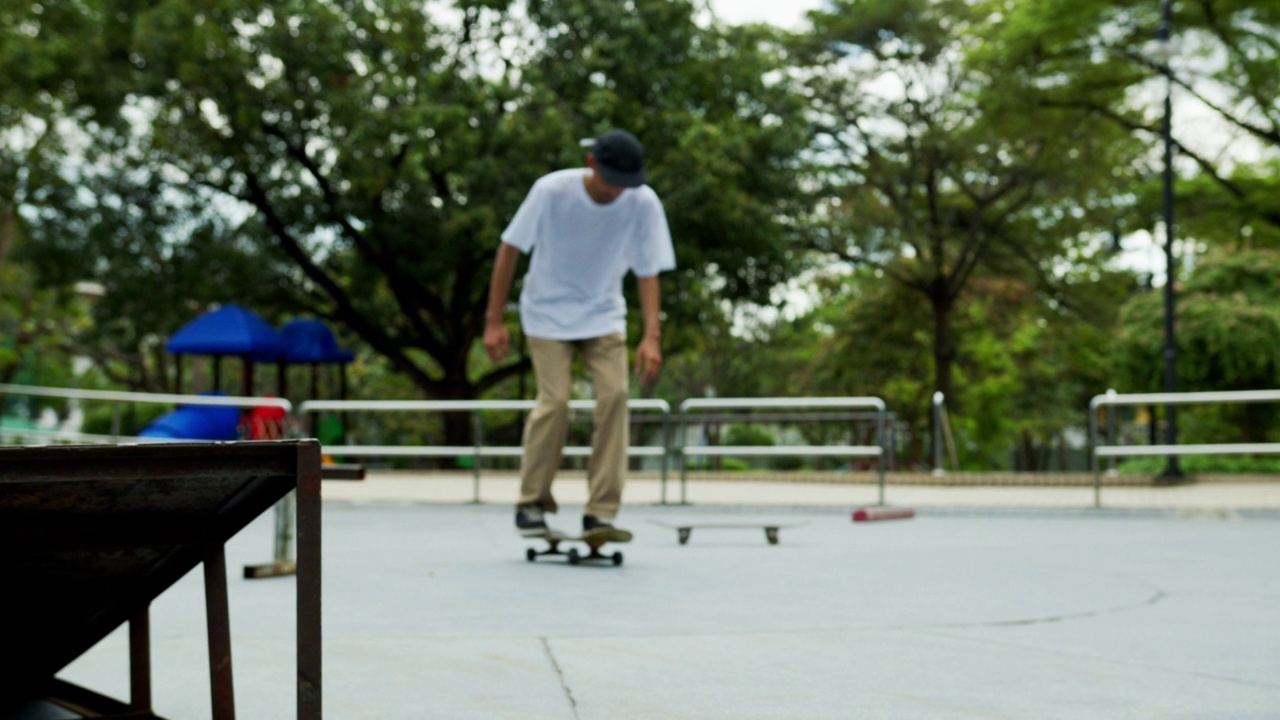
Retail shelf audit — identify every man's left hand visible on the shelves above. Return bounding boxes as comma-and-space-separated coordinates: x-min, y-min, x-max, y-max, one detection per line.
634, 336, 663, 384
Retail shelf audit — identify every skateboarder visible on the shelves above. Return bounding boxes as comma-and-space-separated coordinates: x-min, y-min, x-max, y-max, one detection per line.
483, 129, 676, 538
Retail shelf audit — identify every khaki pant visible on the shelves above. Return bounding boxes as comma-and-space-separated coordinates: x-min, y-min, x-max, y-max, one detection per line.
518, 333, 629, 519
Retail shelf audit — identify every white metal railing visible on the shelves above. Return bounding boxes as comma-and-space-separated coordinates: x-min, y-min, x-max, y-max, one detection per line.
676, 397, 887, 505
5, 388, 897, 507
296, 398, 672, 503
1088, 389, 1280, 507
0, 383, 292, 445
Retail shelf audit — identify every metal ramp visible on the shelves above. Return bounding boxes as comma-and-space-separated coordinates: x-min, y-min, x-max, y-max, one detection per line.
0, 440, 322, 719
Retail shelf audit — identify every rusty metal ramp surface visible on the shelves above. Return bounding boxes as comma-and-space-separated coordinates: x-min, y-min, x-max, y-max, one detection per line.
0, 440, 319, 717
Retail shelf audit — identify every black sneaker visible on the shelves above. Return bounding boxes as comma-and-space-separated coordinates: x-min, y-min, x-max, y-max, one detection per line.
582, 515, 615, 533
583, 515, 633, 542
515, 504, 548, 536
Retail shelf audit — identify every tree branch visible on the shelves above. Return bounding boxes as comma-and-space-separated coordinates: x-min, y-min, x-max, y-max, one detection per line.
259, 121, 450, 345
1038, 97, 1280, 227
240, 171, 443, 389
1119, 49, 1280, 145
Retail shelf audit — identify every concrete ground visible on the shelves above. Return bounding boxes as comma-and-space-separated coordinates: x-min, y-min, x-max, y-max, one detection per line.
58, 476, 1280, 719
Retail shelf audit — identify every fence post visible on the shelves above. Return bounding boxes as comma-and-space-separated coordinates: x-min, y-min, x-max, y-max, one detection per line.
876, 404, 887, 506
471, 410, 482, 504
111, 401, 123, 443
1105, 388, 1117, 476
659, 409, 671, 505
1090, 396, 1102, 509
932, 392, 944, 477
678, 405, 689, 505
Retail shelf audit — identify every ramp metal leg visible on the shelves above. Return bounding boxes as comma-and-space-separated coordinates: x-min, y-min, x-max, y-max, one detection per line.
204, 545, 236, 720
129, 607, 152, 713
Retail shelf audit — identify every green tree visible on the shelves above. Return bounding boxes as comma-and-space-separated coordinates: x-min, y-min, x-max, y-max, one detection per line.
811, 261, 1133, 470
1, 0, 136, 396
24, 167, 298, 393
985, 0, 1280, 239
28, 0, 807, 444
1113, 248, 1280, 442
657, 301, 823, 403
806, 267, 935, 465
792, 0, 1143, 430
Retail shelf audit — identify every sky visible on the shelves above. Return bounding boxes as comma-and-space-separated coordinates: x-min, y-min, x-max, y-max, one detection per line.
707, 0, 823, 30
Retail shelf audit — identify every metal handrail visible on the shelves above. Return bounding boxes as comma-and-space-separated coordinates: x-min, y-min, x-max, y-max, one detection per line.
0, 383, 292, 409
295, 398, 672, 503
0, 383, 292, 444
1088, 389, 1280, 507
676, 397, 888, 506
0, 427, 173, 445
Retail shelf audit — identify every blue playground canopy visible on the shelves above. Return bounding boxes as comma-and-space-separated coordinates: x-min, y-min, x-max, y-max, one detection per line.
164, 306, 354, 403
167, 304, 286, 357
275, 318, 355, 365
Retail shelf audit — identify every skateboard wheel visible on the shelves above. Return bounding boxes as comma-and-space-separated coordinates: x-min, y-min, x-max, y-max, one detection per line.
526, 548, 537, 562
567, 548, 581, 565
611, 552, 623, 566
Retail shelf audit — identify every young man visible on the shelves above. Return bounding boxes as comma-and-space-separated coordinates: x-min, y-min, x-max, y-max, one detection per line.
483, 129, 676, 538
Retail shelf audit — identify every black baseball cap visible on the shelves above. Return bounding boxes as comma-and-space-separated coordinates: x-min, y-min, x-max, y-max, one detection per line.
584, 129, 646, 188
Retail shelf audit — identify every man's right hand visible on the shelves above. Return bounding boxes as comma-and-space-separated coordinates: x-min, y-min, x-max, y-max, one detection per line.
483, 321, 510, 362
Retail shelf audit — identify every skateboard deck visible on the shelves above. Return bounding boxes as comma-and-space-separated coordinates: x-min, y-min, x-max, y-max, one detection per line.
648, 520, 806, 545
524, 528, 633, 565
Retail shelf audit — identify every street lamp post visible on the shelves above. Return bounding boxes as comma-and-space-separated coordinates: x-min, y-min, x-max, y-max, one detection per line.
1157, 0, 1182, 480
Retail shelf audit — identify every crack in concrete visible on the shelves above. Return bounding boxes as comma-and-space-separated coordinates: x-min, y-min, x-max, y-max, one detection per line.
541, 637, 580, 719
925, 585, 1170, 629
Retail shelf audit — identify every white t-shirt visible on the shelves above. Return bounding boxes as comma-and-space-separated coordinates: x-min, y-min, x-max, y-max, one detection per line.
501, 168, 676, 340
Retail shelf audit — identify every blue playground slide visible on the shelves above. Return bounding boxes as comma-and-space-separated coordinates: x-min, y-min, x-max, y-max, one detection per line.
138, 401, 242, 441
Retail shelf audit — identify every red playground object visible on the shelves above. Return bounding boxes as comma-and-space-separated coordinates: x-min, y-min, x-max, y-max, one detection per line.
852, 506, 916, 522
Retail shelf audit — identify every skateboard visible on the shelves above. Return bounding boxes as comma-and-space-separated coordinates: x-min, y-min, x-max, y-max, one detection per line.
648, 520, 807, 545
524, 528, 633, 566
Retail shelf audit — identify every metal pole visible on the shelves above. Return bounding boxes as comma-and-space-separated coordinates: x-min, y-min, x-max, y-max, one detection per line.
678, 407, 689, 505
1105, 389, 1117, 475
932, 392, 944, 477
876, 406, 886, 505
1090, 399, 1101, 508
659, 411, 670, 505
471, 410, 482, 504
274, 492, 296, 568
110, 401, 122, 443
1159, 0, 1182, 480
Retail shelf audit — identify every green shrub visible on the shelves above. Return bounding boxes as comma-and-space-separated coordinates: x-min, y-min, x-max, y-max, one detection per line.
684, 456, 753, 471
1117, 456, 1280, 474
81, 403, 170, 436
771, 455, 805, 471
725, 423, 775, 446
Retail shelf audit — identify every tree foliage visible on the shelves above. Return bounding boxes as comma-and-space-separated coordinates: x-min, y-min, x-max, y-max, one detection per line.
1, 0, 140, 393
791, 0, 1144, 426
810, 264, 1132, 469
984, 0, 1280, 238
1114, 248, 1280, 392
1113, 248, 1280, 442
20, 0, 809, 424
